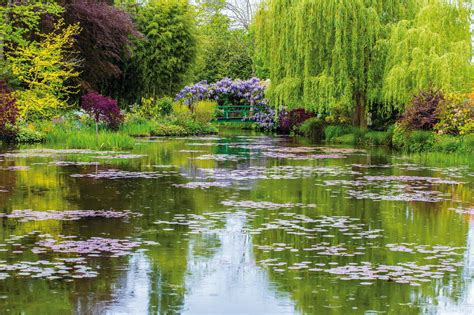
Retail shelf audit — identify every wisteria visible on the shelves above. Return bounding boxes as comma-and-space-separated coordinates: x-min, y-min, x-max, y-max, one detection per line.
175, 77, 267, 107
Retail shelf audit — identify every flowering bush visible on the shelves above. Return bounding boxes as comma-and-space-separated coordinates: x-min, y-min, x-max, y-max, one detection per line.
250, 106, 276, 131
435, 92, 474, 135
278, 108, 315, 134
175, 77, 267, 107
81, 91, 123, 130
0, 80, 18, 140
400, 89, 444, 130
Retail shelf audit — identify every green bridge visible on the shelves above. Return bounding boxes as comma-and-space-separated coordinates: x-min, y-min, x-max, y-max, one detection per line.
216, 104, 252, 121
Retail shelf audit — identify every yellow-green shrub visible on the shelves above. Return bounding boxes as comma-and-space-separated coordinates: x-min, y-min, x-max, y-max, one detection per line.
193, 100, 217, 124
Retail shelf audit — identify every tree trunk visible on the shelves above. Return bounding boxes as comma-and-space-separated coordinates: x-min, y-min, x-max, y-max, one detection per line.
353, 93, 367, 129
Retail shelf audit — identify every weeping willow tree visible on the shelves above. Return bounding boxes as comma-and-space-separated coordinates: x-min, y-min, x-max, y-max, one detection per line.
382, 1, 472, 112
255, 0, 472, 127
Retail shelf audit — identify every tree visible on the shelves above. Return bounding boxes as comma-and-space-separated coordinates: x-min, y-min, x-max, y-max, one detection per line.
60, 0, 138, 90
254, 0, 472, 127
223, 0, 260, 30
6, 20, 80, 120
115, 0, 198, 104
0, 1, 63, 70
193, 0, 253, 82
382, 1, 472, 112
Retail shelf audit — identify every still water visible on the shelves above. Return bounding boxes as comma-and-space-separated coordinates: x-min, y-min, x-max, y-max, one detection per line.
0, 131, 473, 314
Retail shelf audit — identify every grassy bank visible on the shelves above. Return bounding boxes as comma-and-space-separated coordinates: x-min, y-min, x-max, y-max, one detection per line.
1, 118, 218, 151
297, 123, 473, 154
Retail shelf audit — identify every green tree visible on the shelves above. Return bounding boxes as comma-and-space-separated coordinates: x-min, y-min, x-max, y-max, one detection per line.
193, 0, 254, 82
7, 20, 80, 120
116, 0, 198, 104
382, 1, 472, 112
254, 0, 472, 127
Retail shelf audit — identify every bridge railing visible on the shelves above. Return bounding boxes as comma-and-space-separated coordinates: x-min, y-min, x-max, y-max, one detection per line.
215, 104, 252, 121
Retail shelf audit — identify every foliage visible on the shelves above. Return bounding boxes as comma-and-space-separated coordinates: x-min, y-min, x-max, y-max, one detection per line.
399, 89, 444, 130
0, 1, 63, 50
61, 0, 138, 90
193, 1, 253, 82
278, 108, 314, 134
297, 117, 324, 142
37, 119, 135, 150
0, 80, 18, 140
435, 93, 473, 135
176, 77, 267, 108
81, 91, 123, 130
151, 119, 217, 137
6, 20, 81, 120
323, 125, 354, 142
249, 106, 275, 131
432, 135, 461, 153
120, 114, 158, 137
15, 124, 46, 143
383, 2, 472, 107
254, 0, 471, 125
118, 0, 198, 102
392, 124, 434, 152
172, 102, 192, 122
363, 131, 392, 146
132, 96, 174, 120
151, 123, 188, 137
193, 100, 217, 124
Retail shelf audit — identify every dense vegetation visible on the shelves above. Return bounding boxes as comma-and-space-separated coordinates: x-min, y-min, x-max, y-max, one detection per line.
0, 0, 472, 154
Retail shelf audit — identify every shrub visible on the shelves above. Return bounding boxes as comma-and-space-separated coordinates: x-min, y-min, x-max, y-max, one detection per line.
120, 116, 157, 137
392, 124, 434, 152
15, 125, 46, 143
151, 124, 188, 137
278, 108, 315, 134
323, 125, 353, 141
81, 91, 123, 130
250, 106, 276, 131
298, 117, 325, 142
435, 93, 474, 135
134, 96, 174, 120
157, 97, 174, 116
172, 102, 192, 122
193, 100, 217, 124
399, 89, 444, 130
433, 135, 460, 153
363, 131, 390, 146
0, 80, 18, 141
459, 133, 474, 154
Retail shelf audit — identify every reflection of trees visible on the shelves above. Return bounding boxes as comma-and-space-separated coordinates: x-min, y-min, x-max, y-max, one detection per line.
245, 174, 470, 314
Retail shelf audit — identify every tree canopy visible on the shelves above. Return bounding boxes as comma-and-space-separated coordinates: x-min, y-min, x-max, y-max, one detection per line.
254, 0, 472, 126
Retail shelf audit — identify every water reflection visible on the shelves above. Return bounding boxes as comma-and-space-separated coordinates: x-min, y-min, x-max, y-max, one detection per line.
0, 133, 473, 314
183, 213, 296, 314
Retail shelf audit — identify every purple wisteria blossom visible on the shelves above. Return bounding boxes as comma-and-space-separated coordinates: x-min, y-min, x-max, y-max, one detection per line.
175, 77, 267, 107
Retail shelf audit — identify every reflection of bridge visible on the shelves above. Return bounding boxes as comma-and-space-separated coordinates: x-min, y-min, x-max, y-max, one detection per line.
216, 104, 252, 121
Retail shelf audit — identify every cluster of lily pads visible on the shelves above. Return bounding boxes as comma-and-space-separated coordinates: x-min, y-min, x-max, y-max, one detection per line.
221, 200, 317, 210
0, 231, 157, 280
0, 209, 141, 222
71, 169, 177, 179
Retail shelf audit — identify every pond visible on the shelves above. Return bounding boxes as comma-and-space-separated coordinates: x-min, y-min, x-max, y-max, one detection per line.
0, 131, 473, 314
